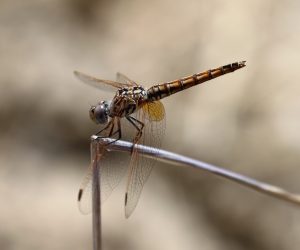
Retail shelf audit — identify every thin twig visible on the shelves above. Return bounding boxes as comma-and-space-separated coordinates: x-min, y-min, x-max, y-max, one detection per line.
91, 135, 300, 207
91, 141, 102, 250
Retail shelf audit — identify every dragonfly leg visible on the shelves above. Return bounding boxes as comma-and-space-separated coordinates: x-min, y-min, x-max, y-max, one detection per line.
128, 116, 144, 128
106, 118, 122, 145
116, 118, 122, 140
126, 116, 144, 137
96, 119, 114, 137
108, 121, 115, 137
95, 117, 123, 146
126, 116, 145, 153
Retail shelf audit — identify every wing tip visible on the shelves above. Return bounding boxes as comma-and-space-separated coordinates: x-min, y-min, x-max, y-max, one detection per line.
124, 192, 131, 219
125, 192, 128, 205
78, 189, 83, 201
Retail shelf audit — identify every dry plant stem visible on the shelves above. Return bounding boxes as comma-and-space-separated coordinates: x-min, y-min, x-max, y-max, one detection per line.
91, 135, 300, 207
91, 141, 102, 250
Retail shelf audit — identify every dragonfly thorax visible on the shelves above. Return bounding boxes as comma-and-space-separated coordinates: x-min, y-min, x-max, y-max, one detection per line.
110, 86, 148, 118
89, 100, 111, 124
117, 86, 147, 99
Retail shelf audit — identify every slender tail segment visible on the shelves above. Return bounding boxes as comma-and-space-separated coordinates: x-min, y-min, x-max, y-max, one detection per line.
147, 61, 246, 101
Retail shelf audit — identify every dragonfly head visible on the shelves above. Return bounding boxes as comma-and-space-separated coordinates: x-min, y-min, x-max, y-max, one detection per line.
89, 101, 110, 124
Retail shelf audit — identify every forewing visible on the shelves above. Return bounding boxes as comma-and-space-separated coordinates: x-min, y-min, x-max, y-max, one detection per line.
74, 70, 131, 92
116, 72, 138, 86
124, 103, 166, 218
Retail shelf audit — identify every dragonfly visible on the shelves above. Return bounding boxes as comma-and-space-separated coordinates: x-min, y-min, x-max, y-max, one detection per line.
75, 61, 246, 218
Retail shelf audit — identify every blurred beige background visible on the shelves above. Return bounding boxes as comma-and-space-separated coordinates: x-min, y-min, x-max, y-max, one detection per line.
1, 0, 300, 249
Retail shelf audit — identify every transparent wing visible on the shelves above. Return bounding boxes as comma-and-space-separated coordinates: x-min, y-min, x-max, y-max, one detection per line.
116, 72, 138, 86
77, 102, 166, 217
124, 102, 166, 218
77, 119, 130, 214
74, 70, 132, 92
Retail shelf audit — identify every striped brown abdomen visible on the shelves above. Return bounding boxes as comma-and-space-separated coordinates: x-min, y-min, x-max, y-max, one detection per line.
147, 61, 246, 101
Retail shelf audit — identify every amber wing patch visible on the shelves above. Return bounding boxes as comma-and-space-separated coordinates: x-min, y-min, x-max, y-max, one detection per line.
141, 101, 165, 121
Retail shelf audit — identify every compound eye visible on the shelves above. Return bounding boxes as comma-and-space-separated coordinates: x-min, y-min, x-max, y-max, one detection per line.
94, 104, 108, 124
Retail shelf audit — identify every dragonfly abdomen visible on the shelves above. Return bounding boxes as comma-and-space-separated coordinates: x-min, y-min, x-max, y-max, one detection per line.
147, 61, 246, 101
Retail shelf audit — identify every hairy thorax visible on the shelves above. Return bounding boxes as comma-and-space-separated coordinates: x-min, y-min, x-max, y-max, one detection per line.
109, 86, 148, 118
